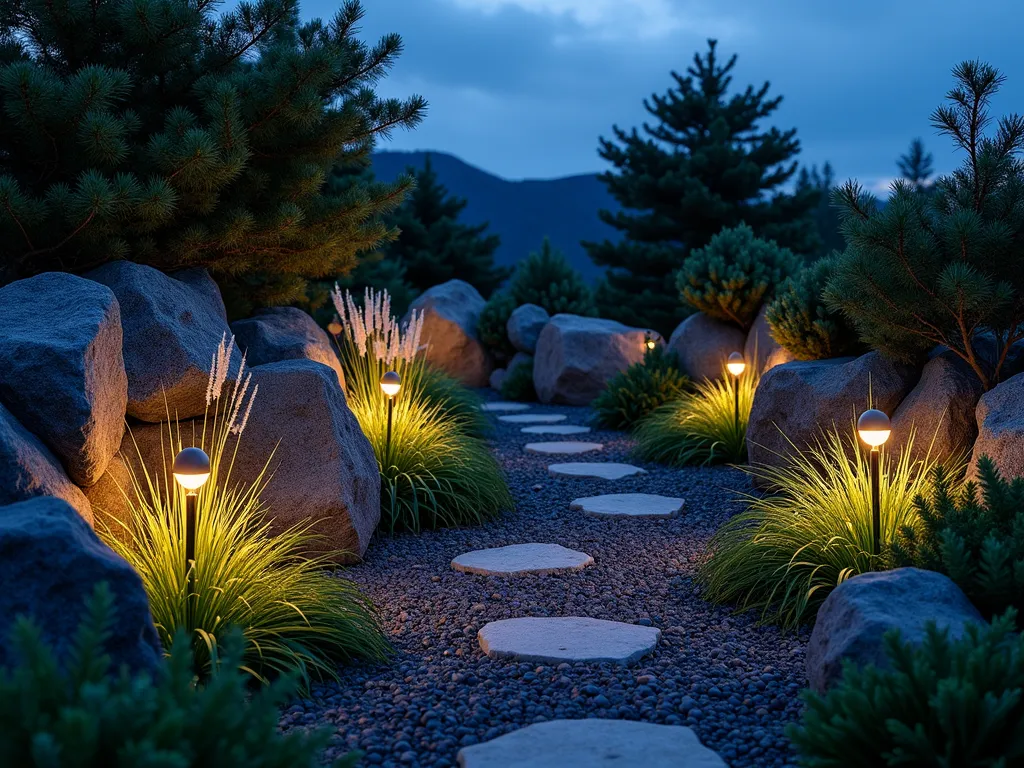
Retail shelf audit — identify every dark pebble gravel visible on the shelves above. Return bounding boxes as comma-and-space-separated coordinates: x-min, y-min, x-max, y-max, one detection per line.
280, 402, 809, 767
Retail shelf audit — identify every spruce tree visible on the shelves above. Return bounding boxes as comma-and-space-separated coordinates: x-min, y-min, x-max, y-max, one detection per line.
585, 39, 820, 336
797, 163, 845, 257
897, 138, 935, 192
0, 0, 425, 311
383, 154, 509, 297
826, 61, 1024, 391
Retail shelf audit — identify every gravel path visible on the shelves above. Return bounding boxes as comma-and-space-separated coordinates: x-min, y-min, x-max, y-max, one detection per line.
280, 402, 810, 767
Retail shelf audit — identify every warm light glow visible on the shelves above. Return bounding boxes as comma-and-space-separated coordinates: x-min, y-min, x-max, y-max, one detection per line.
327, 320, 342, 335
857, 409, 892, 448
172, 447, 211, 490
380, 370, 402, 397
726, 352, 746, 377
644, 333, 656, 350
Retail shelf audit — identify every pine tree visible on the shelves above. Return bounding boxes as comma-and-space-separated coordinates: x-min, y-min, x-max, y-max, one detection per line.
585, 39, 820, 336
797, 162, 845, 257
0, 0, 425, 311
897, 137, 935, 191
826, 61, 1024, 391
383, 154, 509, 297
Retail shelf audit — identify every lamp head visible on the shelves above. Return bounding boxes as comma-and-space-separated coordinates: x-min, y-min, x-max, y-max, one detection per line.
327, 320, 342, 336
726, 352, 746, 377
380, 370, 402, 397
857, 409, 891, 448
644, 333, 656, 351
173, 447, 211, 490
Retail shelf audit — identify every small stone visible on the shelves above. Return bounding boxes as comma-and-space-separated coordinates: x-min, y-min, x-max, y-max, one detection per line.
569, 493, 685, 519
521, 424, 593, 435
525, 441, 604, 456
480, 402, 532, 413
478, 617, 660, 666
451, 544, 594, 577
547, 463, 646, 480
498, 414, 568, 424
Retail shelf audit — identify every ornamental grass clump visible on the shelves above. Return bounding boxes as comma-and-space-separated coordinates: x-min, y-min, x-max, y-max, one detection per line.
592, 345, 690, 430
789, 609, 1024, 767
332, 287, 512, 532
99, 335, 389, 685
0, 584, 360, 768
633, 364, 757, 466
699, 423, 950, 629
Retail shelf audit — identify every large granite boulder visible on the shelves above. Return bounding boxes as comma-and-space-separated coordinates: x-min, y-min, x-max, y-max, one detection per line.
231, 306, 344, 389
0, 496, 162, 674
88, 360, 380, 563
747, 351, 918, 468
806, 568, 984, 693
533, 315, 647, 405
86, 261, 238, 422
404, 280, 490, 387
507, 304, 549, 354
744, 304, 796, 374
0, 273, 127, 486
891, 350, 984, 466
969, 371, 1024, 479
668, 312, 747, 381
0, 402, 92, 523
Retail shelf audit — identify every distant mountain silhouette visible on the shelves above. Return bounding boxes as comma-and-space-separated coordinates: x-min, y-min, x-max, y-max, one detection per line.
371, 150, 620, 282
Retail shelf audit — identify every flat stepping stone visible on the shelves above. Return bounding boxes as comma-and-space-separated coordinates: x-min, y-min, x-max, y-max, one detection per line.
547, 462, 646, 480
480, 402, 531, 413
451, 543, 593, 576
570, 493, 685, 519
525, 441, 603, 455
478, 617, 660, 665
521, 424, 592, 435
498, 414, 567, 424
457, 719, 726, 768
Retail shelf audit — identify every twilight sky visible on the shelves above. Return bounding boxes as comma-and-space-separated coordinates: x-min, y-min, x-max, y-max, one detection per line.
308, 0, 1024, 192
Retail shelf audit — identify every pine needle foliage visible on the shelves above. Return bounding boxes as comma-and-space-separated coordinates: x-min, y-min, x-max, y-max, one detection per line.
99, 336, 388, 685
678, 223, 799, 331
765, 255, 864, 361
509, 238, 596, 316
500, 356, 536, 402
333, 287, 512, 533
0, 0, 426, 309
0, 584, 360, 768
893, 456, 1024, 622
478, 291, 518, 362
633, 364, 757, 466
789, 609, 1024, 767
699, 424, 950, 629
585, 39, 820, 336
592, 345, 690, 430
825, 60, 1024, 391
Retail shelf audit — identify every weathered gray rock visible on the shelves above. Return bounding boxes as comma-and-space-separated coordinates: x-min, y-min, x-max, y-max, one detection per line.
489, 368, 507, 392
231, 306, 345, 389
478, 617, 660, 665
87, 361, 380, 563
744, 304, 796, 374
547, 462, 646, 480
457, 719, 726, 768
506, 304, 549, 354
521, 425, 592, 435
891, 351, 983, 466
86, 261, 238, 422
451, 543, 593, 576
0, 273, 127, 486
668, 312, 747, 381
570, 493, 685, 519
806, 568, 984, 693
404, 280, 491, 387
0, 496, 162, 674
533, 314, 648, 405
524, 441, 603, 455
970, 372, 1024, 479
0, 402, 92, 523
747, 352, 918, 468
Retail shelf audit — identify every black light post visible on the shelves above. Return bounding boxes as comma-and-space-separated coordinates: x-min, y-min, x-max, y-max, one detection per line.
380, 371, 402, 454
726, 352, 746, 431
173, 447, 211, 616
857, 409, 892, 557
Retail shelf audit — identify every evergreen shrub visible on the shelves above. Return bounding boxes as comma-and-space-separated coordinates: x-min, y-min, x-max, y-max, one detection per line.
0, 585, 359, 768
677, 223, 798, 331
592, 345, 690, 430
500, 357, 536, 402
478, 291, 518, 363
509, 238, 597, 316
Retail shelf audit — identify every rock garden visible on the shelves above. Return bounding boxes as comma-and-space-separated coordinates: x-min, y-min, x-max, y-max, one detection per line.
0, 5, 1022, 768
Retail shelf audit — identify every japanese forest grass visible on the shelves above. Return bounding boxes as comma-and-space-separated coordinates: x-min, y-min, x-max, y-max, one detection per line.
342, 348, 512, 533
98, 339, 389, 685
698, 424, 956, 629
